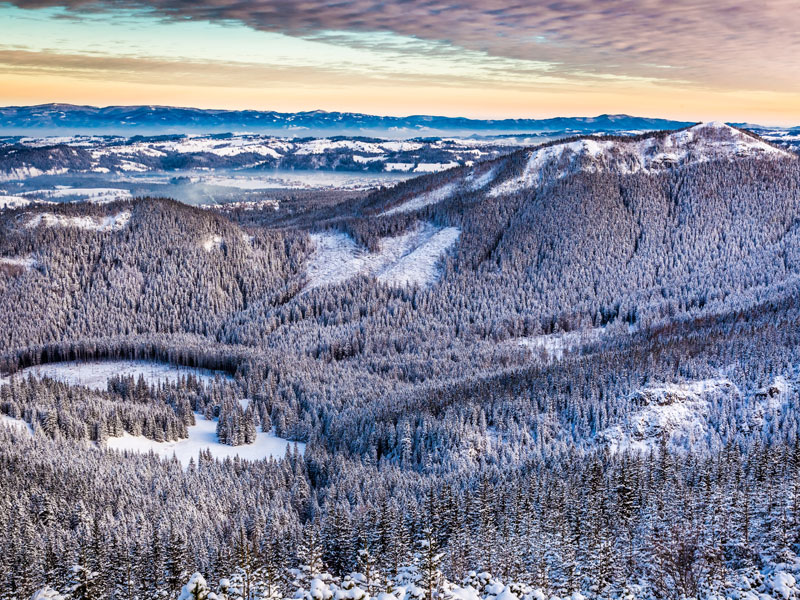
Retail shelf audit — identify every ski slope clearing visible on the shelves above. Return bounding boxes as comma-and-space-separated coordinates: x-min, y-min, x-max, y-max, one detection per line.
490, 122, 792, 197
24, 211, 131, 231
380, 166, 497, 216
306, 222, 460, 290
381, 182, 459, 216
106, 413, 304, 466
7, 360, 230, 391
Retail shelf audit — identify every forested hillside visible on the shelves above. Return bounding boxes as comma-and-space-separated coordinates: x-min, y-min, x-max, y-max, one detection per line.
2, 124, 800, 600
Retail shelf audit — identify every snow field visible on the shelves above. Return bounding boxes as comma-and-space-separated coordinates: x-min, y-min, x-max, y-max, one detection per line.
381, 182, 458, 216
306, 222, 460, 290
5, 360, 230, 391
24, 211, 131, 232
106, 412, 304, 466
0, 195, 31, 209
22, 186, 132, 203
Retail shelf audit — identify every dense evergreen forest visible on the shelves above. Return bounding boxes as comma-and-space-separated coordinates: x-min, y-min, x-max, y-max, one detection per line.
2, 126, 800, 600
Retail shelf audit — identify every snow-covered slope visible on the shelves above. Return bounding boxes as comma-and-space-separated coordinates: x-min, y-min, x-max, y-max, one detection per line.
0, 195, 31, 210
599, 379, 737, 453
306, 222, 460, 290
24, 210, 131, 231
379, 165, 498, 215
380, 182, 459, 216
490, 122, 791, 196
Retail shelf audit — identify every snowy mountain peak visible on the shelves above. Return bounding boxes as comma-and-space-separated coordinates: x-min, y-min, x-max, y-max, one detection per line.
490, 122, 792, 196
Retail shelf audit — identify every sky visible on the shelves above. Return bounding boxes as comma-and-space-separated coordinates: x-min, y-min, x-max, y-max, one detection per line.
0, 0, 798, 124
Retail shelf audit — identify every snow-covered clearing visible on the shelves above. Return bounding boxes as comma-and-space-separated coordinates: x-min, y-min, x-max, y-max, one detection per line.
0, 166, 67, 182
0, 255, 36, 270
306, 222, 460, 290
518, 328, 604, 361
381, 182, 458, 216
24, 211, 131, 232
466, 167, 497, 191
0, 195, 31, 209
5, 360, 230, 391
0, 414, 33, 437
380, 166, 497, 216
202, 234, 224, 251
490, 122, 792, 197
106, 413, 303, 466
414, 161, 460, 172
22, 186, 132, 203
598, 379, 736, 453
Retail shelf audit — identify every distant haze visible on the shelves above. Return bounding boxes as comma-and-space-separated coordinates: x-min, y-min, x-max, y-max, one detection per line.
0, 105, 693, 137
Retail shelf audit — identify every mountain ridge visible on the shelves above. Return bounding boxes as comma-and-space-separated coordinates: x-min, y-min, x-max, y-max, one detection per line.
0, 103, 694, 136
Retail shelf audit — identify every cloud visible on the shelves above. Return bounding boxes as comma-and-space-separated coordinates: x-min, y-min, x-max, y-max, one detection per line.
4, 0, 799, 92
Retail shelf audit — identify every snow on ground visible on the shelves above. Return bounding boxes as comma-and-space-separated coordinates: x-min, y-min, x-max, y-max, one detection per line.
306, 222, 460, 290
490, 122, 793, 197
24, 211, 131, 231
200, 198, 279, 211
0, 255, 36, 270
0, 166, 68, 182
0, 195, 31, 209
466, 167, 497, 191
598, 379, 737, 453
202, 235, 224, 251
518, 328, 604, 361
413, 162, 460, 172
22, 187, 132, 203
381, 182, 458, 216
106, 413, 303, 466
7, 360, 229, 391
0, 414, 34, 436
385, 163, 416, 172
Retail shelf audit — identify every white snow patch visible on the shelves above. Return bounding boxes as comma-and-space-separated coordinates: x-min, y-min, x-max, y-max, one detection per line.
0, 255, 36, 270
466, 167, 497, 191
306, 222, 460, 290
0, 167, 67, 182
24, 211, 131, 232
0, 195, 31, 210
202, 234, 224, 251
0, 414, 34, 436
519, 328, 604, 361
599, 379, 737, 453
8, 360, 230, 391
413, 162, 459, 173
22, 187, 132, 203
767, 571, 797, 600
384, 163, 416, 172
381, 182, 458, 216
106, 412, 303, 466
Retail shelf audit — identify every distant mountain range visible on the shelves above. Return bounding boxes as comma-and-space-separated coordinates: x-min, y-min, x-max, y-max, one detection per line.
0, 104, 695, 136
